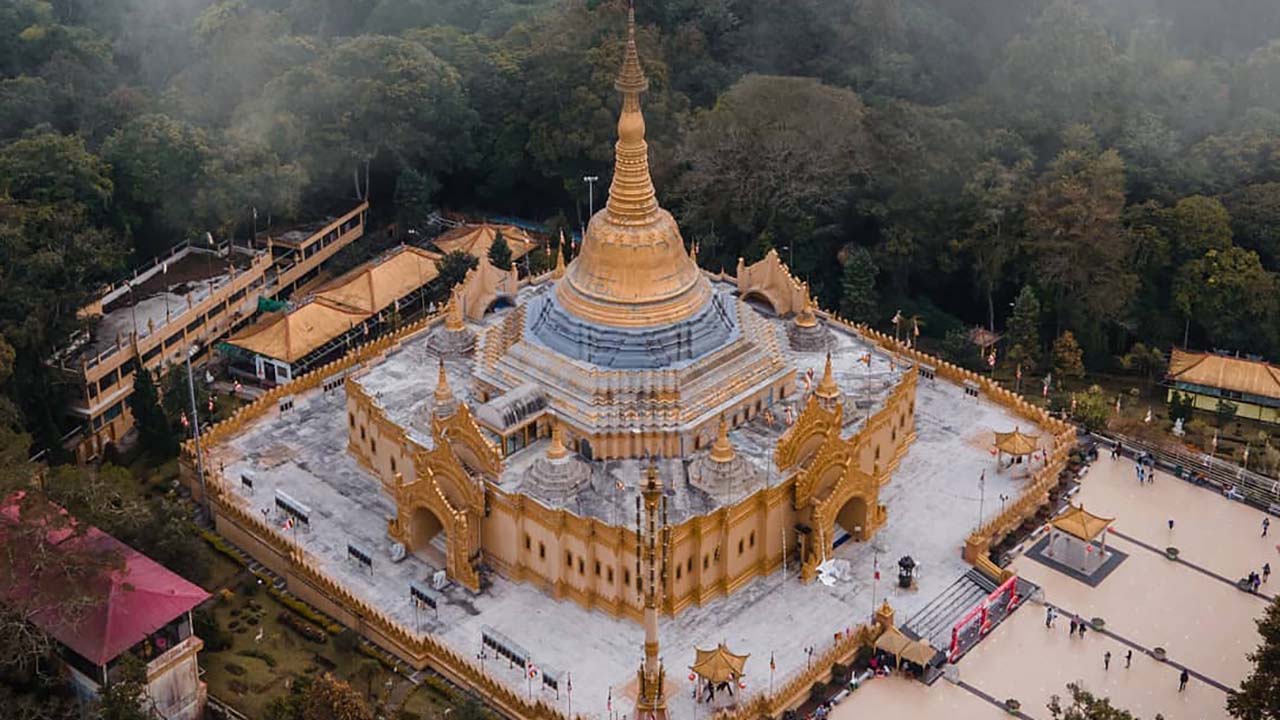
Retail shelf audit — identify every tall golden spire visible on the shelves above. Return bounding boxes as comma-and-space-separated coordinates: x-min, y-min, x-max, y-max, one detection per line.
607, 0, 658, 223
555, 1, 712, 329
816, 352, 840, 401
553, 230, 567, 279
434, 358, 455, 411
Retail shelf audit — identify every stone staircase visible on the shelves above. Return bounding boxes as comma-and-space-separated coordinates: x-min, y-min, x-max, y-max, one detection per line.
902, 569, 997, 650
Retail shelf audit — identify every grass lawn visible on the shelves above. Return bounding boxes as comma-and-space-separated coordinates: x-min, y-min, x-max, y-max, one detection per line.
200, 582, 410, 718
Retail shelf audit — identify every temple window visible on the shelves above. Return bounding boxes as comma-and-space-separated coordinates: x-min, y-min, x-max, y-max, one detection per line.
749, 531, 756, 548
676, 565, 682, 580
687, 557, 693, 574
875, 445, 881, 460
360, 426, 366, 440
624, 569, 631, 586
525, 534, 531, 551
370, 438, 377, 454
595, 560, 601, 576
390, 457, 396, 474
349, 413, 354, 427
539, 542, 545, 559
737, 539, 744, 556
565, 550, 573, 568
703, 555, 709, 571
578, 558, 585, 575
608, 567, 614, 583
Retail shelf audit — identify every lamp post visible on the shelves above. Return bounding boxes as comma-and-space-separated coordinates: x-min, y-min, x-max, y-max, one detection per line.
186, 344, 209, 516
584, 176, 600, 220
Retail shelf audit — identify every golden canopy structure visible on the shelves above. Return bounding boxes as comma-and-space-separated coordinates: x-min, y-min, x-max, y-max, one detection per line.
994, 428, 1038, 456
1046, 504, 1114, 575
1050, 504, 1113, 543
690, 643, 749, 685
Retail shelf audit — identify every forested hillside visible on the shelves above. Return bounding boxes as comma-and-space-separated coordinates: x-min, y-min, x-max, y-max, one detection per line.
2, 0, 1280, 451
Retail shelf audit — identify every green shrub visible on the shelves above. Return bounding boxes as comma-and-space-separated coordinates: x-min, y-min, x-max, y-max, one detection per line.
224, 662, 247, 676
236, 648, 278, 668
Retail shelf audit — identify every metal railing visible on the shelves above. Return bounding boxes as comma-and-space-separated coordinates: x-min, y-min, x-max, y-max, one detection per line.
1098, 431, 1280, 514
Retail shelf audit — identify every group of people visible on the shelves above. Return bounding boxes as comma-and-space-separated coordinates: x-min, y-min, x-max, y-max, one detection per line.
1244, 563, 1271, 593
1044, 607, 1093, 640
1133, 451, 1156, 484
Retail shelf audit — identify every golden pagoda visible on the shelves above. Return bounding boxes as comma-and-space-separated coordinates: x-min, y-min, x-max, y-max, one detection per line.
555, 1, 710, 328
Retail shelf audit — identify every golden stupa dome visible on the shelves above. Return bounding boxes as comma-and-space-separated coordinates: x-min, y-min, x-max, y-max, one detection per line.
556, 3, 711, 328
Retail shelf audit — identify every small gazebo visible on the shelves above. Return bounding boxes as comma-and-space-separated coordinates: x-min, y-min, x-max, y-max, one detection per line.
873, 624, 936, 673
993, 427, 1039, 468
690, 643, 748, 703
1046, 504, 1114, 574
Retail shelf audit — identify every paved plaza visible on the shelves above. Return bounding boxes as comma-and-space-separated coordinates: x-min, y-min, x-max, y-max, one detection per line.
834, 454, 1274, 720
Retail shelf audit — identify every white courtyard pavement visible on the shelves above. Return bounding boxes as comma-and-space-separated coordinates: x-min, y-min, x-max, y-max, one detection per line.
833, 454, 1274, 720
211, 319, 1047, 720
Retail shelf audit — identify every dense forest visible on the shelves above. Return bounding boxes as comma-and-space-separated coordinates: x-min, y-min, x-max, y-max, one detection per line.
2, 0, 1280, 451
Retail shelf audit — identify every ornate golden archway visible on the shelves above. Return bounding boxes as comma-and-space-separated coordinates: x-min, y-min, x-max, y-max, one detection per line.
776, 394, 842, 471
387, 442, 484, 591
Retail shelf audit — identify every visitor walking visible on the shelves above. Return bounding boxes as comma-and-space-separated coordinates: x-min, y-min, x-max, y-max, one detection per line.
1125, 650, 1132, 668
1179, 668, 1189, 692
1104, 651, 1111, 670
1168, 518, 1175, 531
1264, 517, 1271, 537
1113, 442, 1122, 460
1253, 573, 1262, 593
1045, 606, 1054, 628
1264, 563, 1271, 583
1079, 621, 1088, 639
1069, 618, 1077, 637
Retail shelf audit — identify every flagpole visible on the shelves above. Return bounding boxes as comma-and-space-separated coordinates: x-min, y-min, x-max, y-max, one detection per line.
871, 550, 879, 621
977, 470, 986, 531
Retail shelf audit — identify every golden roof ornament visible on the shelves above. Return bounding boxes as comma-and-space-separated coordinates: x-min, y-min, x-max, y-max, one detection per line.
816, 352, 840, 400
795, 286, 818, 329
553, 231, 567, 279
708, 415, 736, 464
444, 286, 465, 332
546, 416, 568, 460
434, 358, 455, 408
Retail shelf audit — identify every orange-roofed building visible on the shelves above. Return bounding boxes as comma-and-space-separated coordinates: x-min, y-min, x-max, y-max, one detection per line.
1166, 348, 1280, 425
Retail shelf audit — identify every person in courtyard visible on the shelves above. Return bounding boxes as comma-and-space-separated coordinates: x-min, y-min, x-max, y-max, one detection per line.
1179, 668, 1189, 692
1104, 651, 1111, 670
1264, 517, 1271, 537
1079, 621, 1088, 639
1168, 518, 1175, 530
1264, 563, 1271, 582
1125, 650, 1132, 668
1069, 617, 1077, 636
1045, 606, 1054, 628
1253, 573, 1262, 593
1113, 441, 1122, 460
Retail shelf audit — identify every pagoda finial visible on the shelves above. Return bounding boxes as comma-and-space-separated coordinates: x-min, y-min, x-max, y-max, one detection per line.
434, 358, 455, 409
816, 352, 840, 400
445, 285, 465, 332
606, 1, 657, 223
795, 285, 818, 329
553, 230, 567, 279
709, 414, 736, 464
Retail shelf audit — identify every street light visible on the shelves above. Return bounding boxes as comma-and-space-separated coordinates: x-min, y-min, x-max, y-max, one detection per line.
186, 344, 209, 516
584, 176, 600, 220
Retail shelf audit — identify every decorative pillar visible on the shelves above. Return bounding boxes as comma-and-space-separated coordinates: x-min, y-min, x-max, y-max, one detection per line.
635, 461, 669, 720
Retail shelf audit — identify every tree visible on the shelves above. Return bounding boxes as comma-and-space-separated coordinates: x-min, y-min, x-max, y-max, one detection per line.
1231, 596, 1280, 720
1224, 182, 1280, 271
1024, 137, 1136, 336
1173, 247, 1278, 355
1052, 331, 1084, 379
487, 229, 512, 271
1048, 681, 1137, 720
434, 250, 478, 298
1005, 286, 1042, 369
393, 167, 438, 234
160, 363, 209, 439
1168, 391, 1195, 425
1164, 195, 1233, 265
1119, 343, 1167, 387
128, 369, 176, 459
0, 132, 113, 222
301, 673, 373, 720
839, 246, 878, 324
674, 75, 874, 269
959, 155, 1032, 331
1073, 386, 1112, 432
97, 652, 149, 720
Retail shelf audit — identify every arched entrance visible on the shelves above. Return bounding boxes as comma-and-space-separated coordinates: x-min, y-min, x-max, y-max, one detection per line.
410, 506, 448, 567
740, 291, 779, 316
835, 495, 869, 541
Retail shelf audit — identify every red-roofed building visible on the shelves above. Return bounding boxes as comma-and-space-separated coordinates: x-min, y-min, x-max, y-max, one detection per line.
0, 494, 211, 719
